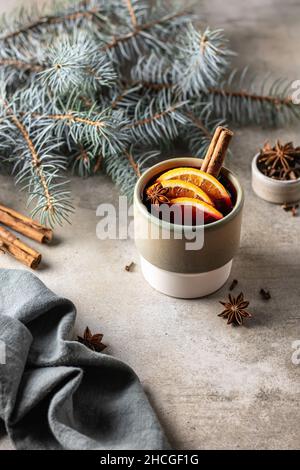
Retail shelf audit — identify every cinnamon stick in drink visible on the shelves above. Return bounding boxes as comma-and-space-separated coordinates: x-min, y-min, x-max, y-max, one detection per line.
201, 126, 223, 172
201, 126, 234, 178
0, 225, 41, 269
0, 203, 53, 243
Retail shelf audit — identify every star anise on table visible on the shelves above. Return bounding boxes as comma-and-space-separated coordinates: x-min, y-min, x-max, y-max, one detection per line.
282, 202, 299, 216
258, 140, 300, 180
218, 292, 252, 326
77, 326, 107, 352
146, 183, 170, 205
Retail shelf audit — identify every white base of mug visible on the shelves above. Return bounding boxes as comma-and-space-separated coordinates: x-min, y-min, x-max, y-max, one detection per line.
140, 256, 233, 299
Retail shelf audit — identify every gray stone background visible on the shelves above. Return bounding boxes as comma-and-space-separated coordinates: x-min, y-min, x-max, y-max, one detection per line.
0, 0, 300, 450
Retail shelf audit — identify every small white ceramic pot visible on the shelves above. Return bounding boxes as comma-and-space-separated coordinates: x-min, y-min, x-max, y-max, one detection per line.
252, 153, 300, 204
134, 157, 244, 299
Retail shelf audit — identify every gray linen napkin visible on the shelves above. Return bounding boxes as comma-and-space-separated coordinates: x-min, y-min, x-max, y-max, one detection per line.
0, 269, 169, 450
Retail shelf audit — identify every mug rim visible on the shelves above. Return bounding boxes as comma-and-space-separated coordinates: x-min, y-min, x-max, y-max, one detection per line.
134, 157, 244, 232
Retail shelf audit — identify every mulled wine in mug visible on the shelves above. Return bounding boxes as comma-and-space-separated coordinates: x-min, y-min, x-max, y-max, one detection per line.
134, 128, 244, 298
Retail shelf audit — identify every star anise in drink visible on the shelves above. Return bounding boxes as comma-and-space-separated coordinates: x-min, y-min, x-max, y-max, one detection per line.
218, 292, 252, 326
258, 141, 300, 180
146, 183, 170, 205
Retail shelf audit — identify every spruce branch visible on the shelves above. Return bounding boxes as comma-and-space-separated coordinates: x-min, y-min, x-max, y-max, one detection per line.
35, 107, 130, 157
131, 52, 175, 89
126, 89, 188, 144
0, 0, 299, 226
103, 9, 192, 59
41, 113, 108, 127
0, 1, 107, 42
70, 142, 103, 177
0, 29, 117, 93
129, 23, 235, 96
133, 80, 173, 91
0, 39, 45, 87
208, 87, 293, 108
15, 83, 130, 176
93, 153, 103, 173
181, 107, 228, 157
38, 33, 117, 94
0, 58, 43, 73
205, 69, 300, 126
126, 149, 141, 177
110, 83, 143, 112
124, 0, 138, 28
10, 113, 53, 213
105, 145, 160, 199
0, 99, 71, 226
175, 24, 235, 96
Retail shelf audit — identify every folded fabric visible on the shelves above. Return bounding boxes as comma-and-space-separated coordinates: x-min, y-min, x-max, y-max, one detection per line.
0, 269, 169, 450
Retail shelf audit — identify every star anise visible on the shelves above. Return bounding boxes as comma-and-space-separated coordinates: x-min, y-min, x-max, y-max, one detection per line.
77, 326, 107, 352
282, 202, 299, 216
258, 140, 300, 180
146, 183, 170, 205
218, 292, 252, 326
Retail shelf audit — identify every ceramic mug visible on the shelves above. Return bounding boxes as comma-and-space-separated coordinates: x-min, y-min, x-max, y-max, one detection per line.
134, 157, 244, 298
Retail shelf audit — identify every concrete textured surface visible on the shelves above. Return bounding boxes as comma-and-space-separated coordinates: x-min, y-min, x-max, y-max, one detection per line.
0, 0, 300, 450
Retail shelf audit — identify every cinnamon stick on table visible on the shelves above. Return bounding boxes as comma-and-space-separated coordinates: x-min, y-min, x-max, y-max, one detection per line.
201, 126, 234, 178
0, 203, 53, 243
0, 225, 41, 269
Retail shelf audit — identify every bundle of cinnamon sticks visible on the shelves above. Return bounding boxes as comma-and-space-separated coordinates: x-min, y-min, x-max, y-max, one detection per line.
0, 203, 53, 269
201, 126, 234, 177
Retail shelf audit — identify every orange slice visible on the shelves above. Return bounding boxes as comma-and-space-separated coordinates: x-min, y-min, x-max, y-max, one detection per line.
170, 197, 223, 222
157, 167, 232, 208
147, 179, 214, 205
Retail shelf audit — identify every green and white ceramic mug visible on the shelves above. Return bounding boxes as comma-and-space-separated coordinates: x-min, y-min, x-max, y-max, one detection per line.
134, 157, 244, 298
